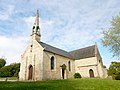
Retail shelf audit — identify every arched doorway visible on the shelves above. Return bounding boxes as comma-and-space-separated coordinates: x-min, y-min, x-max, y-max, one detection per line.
28, 65, 33, 80
60, 64, 66, 79
89, 69, 94, 78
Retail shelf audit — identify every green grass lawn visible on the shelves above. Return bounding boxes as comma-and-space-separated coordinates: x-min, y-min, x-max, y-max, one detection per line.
0, 78, 120, 90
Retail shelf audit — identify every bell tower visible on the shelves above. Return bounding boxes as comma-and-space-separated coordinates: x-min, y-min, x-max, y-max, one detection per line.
31, 10, 41, 42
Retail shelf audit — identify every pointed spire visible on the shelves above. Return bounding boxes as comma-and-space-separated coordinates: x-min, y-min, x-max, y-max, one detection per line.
34, 10, 39, 26
31, 10, 41, 42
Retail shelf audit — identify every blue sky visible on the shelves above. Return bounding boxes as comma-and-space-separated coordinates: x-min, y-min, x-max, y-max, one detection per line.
0, 0, 120, 68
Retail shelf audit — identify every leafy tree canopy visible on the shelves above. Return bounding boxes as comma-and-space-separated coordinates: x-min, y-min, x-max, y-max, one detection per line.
0, 63, 20, 77
0, 58, 6, 68
101, 15, 120, 59
108, 62, 120, 76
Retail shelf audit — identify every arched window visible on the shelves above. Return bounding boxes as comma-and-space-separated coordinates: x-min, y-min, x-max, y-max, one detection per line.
99, 60, 100, 63
68, 61, 71, 71
32, 26, 35, 33
51, 56, 54, 70
37, 26, 39, 30
33, 26, 35, 29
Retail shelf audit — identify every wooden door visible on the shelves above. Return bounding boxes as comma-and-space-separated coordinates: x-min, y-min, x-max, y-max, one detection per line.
28, 65, 33, 80
62, 68, 65, 79
89, 69, 94, 78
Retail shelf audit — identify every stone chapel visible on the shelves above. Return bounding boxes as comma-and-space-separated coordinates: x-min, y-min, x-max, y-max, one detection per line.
19, 10, 108, 81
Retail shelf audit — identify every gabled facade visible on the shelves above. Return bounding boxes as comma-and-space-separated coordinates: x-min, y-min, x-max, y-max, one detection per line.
19, 10, 108, 81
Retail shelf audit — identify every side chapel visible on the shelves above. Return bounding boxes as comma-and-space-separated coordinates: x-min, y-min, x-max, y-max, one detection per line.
19, 10, 108, 81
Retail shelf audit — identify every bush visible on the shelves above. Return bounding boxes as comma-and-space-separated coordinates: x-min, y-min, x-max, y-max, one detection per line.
74, 73, 81, 78
115, 75, 120, 80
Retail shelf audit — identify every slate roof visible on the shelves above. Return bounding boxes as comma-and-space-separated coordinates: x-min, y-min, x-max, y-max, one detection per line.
69, 45, 96, 59
40, 42, 97, 60
40, 42, 74, 59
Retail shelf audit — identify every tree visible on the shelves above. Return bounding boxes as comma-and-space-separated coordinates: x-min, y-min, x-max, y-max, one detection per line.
101, 15, 120, 59
108, 62, 120, 80
0, 58, 6, 68
0, 63, 20, 77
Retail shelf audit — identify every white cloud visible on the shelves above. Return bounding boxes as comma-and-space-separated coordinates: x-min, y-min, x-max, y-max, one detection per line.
24, 16, 54, 29
0, 0, 120, 67
0, 35, 28, 65
0, 5, 14, 20
24, 16, 35, 27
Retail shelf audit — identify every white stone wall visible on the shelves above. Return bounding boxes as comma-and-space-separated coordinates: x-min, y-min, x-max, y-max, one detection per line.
97, 59, 104, 78
75, 57, 99, 78
75, 56, 107, 78
103, 67, 108, 78
19, 40, 44, 81
43, 51, 75, 80
95, 49, 104, 78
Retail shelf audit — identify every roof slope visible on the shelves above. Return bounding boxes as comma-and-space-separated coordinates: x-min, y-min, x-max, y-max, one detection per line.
40, 42, 97, 60
40, 42, 73, 59
69, 45, 96, 59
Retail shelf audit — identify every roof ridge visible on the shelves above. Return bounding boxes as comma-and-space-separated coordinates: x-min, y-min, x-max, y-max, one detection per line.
40, 42, 97, 60
69, 45, 96, 59
40, 42, 69, 53
40, 42, 74, 59
69, 45, 96, 53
